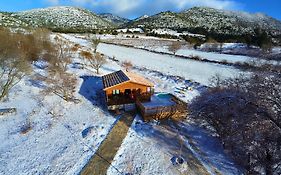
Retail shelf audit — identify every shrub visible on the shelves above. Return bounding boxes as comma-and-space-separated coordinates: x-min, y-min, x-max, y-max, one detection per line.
121, 60, 133, 71
0, 28, 39, 101
190, 67, 281, 175
80, 50, 106, 74
168, 42, 182, 55
43, 35, 77, 102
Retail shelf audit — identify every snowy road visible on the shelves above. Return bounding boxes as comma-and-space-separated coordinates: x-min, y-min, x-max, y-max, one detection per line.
97, 43, 246, 86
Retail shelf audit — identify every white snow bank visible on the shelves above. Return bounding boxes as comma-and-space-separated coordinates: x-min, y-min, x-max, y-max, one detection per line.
97, 43, 246, 86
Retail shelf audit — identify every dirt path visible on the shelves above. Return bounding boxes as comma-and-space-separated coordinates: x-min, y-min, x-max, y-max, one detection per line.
80, 112, 135, 175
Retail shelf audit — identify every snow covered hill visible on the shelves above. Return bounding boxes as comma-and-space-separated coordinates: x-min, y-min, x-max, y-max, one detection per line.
2, 5, 281, 39
11, 6, 114, 32
134, 14, 150, 22
98, 13, 131, 26
127, 7, 281, 36
0, 12, 29, 28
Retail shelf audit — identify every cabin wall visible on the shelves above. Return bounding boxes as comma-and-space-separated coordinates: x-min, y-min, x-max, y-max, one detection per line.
104, 82, 150, 96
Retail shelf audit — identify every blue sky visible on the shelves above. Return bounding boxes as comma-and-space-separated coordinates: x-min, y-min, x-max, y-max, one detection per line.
0, 0, 280, 20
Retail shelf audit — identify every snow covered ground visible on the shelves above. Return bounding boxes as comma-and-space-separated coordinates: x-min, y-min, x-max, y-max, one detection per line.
97, 43, 246, 86
0, 34, 121, 175
142, 45, 255, 64
107, 116, 243, 175
66, 33, 261, 64
151, 28, 206, 38
89, 34, 258, 63
0, 34, 244, 175
64, 34, 243, 174
94, 34, 281, 64
0, 64, 117, 174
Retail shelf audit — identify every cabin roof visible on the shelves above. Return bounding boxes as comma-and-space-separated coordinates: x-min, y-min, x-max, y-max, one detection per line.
124, 71, 154, 87
102, 70, 154, 90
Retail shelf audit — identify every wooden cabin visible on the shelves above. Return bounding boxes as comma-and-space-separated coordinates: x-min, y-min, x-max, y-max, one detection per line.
102, 70, 154, 110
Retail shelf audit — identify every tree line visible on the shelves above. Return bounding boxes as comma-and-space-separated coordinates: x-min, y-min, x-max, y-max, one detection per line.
187, 27, 274, 51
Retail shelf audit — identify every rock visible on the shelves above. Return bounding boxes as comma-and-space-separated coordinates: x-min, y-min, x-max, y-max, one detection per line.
171, 156, 185, 165
82, 126, 94, 138
0, 108, 16, 116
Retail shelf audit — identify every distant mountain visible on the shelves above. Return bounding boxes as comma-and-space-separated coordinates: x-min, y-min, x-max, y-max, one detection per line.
127, 7, 281, 36
134, 14, 149, 21
98, 13, 130, 26
11, 6, 114, 32
1, 6, 281, 38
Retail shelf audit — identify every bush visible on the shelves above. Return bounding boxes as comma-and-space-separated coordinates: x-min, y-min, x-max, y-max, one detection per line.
190, 67, 281, 175
0, 28, 50, 100
168, 42, 182, 55
80, 50, 106, 74
190, 55, 201, 61
42, 35, 77, 102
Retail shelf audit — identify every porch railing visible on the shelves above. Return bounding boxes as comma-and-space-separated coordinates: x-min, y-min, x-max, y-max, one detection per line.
107, 92, 152, 106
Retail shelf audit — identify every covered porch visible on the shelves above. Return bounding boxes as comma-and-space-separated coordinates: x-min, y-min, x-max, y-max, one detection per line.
107, 91, 152, 106
102, 70, 155, 109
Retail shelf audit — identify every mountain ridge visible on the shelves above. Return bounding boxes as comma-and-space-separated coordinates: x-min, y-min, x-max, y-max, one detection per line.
0, 6, 280, 38
126, 6, 281, 36
98, 13, 131, 26
10, 6, 114, 32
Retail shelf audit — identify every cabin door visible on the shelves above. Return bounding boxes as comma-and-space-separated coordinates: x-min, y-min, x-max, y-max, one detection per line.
124, 89, 131, 97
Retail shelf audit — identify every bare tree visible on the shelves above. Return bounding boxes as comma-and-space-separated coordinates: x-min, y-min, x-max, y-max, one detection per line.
0, 28, 31, 101
209, 73, 223, 88
43, 36, 77, 102
71, 44, 81, 53
190, 65, 281, 175
121, 60, 133, 72
80, 51, 106, 74
80, 50, 93, 60
0, 57, 31, 101
44, 70, 77, 102
168, 42, 182, 55
91, 36, 101, 53
79, 50, 92, 69
50, 36, 72, 71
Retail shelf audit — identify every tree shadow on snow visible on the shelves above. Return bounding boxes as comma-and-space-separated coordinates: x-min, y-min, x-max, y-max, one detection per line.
133, 119, 243, 174
79, 75, 107, 111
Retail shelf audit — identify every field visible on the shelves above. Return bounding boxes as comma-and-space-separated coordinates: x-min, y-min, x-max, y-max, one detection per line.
0, 33, 252, 175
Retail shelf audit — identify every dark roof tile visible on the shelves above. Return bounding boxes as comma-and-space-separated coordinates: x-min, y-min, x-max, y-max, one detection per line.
102, 70, 129, 89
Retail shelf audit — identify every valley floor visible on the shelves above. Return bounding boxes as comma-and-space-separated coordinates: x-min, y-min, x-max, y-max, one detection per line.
0, 34, 244, 175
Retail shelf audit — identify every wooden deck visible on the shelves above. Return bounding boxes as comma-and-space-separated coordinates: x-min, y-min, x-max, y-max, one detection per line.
136, 94, 188, 121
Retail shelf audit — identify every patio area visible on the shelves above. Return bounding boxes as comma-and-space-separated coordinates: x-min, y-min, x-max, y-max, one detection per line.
136, 93, 188, 121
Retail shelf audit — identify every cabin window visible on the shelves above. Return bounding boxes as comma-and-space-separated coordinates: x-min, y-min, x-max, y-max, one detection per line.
112, 90, 120, 95
147, 87, 151, 93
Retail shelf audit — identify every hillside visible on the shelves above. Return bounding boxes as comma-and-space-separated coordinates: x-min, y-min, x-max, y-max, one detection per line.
127, 7, 281, 36
1, 6, 281, 37
98, 13, 130, 26
11, 6, 114, 32
0, 12, 29, 28
134, 14, 150, 22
